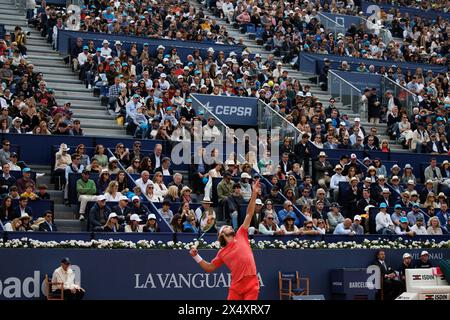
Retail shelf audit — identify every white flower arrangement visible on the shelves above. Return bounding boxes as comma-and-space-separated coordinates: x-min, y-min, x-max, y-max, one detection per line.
0, 237, 448, 250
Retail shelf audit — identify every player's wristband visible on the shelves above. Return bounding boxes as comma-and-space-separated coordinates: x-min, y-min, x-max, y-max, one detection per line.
193, 254, 203, 263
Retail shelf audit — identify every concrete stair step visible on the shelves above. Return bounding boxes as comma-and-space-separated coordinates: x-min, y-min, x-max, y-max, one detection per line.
26, 54, 61, 61
28, 60, 68, 68
42, 77, 81, 84
25, 39, 51, 46
27, 46, 60, 54
80, 118, 121, 130
44, 84, 90, 93
0, 8, 23, 15
0, 14, 25, 22
56, 219, 84, 232
83, 128, 126, 137
55, 92, 98, 101
74, 112, 115, 120
0, 4, 17, 9
58, 99, 101, 108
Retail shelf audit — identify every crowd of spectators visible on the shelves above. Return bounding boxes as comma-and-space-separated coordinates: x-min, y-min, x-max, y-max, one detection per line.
1, 1, 450, 237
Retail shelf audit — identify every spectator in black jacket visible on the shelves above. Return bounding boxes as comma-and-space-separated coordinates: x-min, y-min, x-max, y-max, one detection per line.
39, 210, 57, 232
224, 183, 244, 230
294, 133, 311, 175
415, 251, 433, 268
88, 195, 111, 231
130, 196, 150, 222
111, 195, 131, 223
0, 163, 16, 196
12, 196, 33, 220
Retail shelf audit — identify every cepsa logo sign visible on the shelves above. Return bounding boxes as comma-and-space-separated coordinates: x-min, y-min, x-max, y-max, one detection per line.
412, 274, 435, 281
423, 294, 450, 300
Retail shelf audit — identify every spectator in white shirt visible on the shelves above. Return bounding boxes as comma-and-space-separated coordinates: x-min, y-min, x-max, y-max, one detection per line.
330, 164, 347, 200
77, 46, 90, 67
51, 257, 85, 300
202, 117, 221, 142
135, 171, 153, 195
375, 203, 395, 234
100, 40, 112, 57
153, 171, 168, 199
258, 213, 284, 235
410, 217, 427, 235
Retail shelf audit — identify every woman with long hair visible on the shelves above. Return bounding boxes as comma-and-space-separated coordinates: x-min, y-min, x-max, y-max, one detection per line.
96, 170, 111, 194
0, 196, 14, 223
144, 184, 161, 202
280, 214, 300, 235
138, 156, 153, 174
115, 170, 129, 194
104, 181, 121, 201
126, 158, 141, 174
178, 201, 195, 223
170, 213, 183, 232
92, 145, 108, 168
164, 185, 181, 203
153, 171, 168, 199
427, 216, 443, 235
103, 213, 121, 232
113, 143, 130, 167
422, 193, 438, 210
143, 214, 160, 232
401, 164, 416, 185
76, 144, 90, 167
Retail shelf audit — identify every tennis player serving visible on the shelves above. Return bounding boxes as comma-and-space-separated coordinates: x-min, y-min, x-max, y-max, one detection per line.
189, 180, 261, 300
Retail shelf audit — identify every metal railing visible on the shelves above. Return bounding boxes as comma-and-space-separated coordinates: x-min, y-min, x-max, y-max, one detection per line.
380, 76, 418, 115
317, 12, 346, 35
257, 99, 302, 144
328, 70, 363, 118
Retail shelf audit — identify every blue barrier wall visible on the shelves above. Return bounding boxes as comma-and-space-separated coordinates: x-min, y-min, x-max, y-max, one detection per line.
57, 30, 245, 59
321, 12, 364, 29
331, 70, 382, 92
0, 248, 447, 300
299, 52, 448, 75
362, 1, 450, 22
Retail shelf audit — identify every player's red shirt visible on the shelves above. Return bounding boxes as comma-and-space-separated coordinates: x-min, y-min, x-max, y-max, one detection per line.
211, 226, 257, 285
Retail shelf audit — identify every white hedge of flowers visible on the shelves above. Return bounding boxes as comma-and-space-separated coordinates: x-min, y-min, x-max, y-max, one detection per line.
0, 238, 449, 250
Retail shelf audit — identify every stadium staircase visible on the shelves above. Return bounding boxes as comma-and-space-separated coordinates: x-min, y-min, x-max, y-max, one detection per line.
190, 0, 404, 152
0, 0, 124, 137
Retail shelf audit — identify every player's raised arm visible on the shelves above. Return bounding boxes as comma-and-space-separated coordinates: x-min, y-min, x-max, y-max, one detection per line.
189, 247, 217, 273
242, 179, 261, 229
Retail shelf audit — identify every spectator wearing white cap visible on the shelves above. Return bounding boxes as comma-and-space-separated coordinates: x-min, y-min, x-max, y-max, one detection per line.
88, 195, 111, 231
143, 214, 160, 232
415, 251, 433, 268
401, 164, 416, 185
398, 253, 413, 292
124, 214, 143, 232
103, 212, 123, 232
351, 215, 364, 235
100, 40, 112, 58
329, 164, 347, 201
111, 195, 131, 222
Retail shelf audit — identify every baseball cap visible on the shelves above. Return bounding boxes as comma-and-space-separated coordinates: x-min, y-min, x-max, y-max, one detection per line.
402, 253, 411, 259
132, 196, 140, 201
97, 195, 106, 201
255, 199, 263, 205
379, 203, 387, 208
22, 167, 31, 172
130, 214, 142, 222
147, 213, 156, 220
61, 257, 71, 264
119, 195, 129, 202
399, 217, 408, 223
420, 250, 429, 256
108, 212, 118, 220
354, 215, 362, 221
395, 204, 402, 209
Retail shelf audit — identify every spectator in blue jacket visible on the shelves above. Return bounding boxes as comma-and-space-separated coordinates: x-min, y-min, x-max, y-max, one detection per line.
278, 200, 300, 227
436, 202, 449, 231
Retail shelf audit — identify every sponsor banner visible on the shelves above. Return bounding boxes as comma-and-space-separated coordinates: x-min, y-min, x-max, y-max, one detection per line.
420, 293, 450, 300
192, 94, 258, 126
0, 249, 448, 300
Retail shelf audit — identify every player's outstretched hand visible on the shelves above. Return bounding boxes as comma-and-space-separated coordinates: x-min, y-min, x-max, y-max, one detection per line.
189, 247, 198, 257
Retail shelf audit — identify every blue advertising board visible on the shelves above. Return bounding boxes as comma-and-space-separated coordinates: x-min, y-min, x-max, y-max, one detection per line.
332, 70, 382, 92
361, 1, 450, 22
57, 30, 245, 61
192, 94, 258, 127
298, 52, 448, 75
0, 248, 447, 300
321, 12, 363, 30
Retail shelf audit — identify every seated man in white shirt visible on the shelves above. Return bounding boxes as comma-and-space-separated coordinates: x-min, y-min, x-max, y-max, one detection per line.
51, 257, 85, 300
202, 117, 221, 142
410, 216, 427, 235
258, 214, 285, 235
